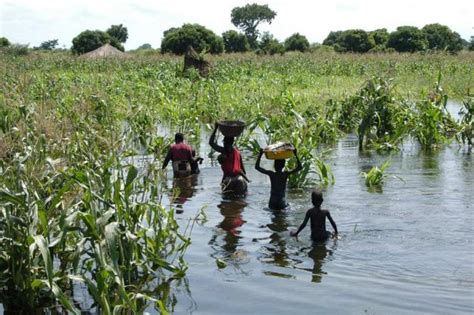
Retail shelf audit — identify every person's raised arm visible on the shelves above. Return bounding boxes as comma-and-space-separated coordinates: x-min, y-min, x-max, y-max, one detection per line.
327, 211, 338, 235
291, 210, 310, 237
255, 149, 272, 175
162, 149, 172, 169
209, 123, 224, 153
288, 148, 303, 174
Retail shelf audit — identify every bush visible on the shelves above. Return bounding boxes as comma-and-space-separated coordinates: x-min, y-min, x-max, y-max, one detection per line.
222, 30, 249, 53
161, 24, 224, 55
284, 33, 310, 52
387, 26, 427, 52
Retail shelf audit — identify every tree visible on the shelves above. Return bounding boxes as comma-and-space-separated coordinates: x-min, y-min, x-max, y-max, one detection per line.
106, 24, 128, 43
0, 37, 10, 47
161, 24, 224, 54
137, 43, 152, 50
231, 3, 276, 49
335, 29, 372, 53
71, 30, 124, 54
387, 26, 427, 52
38, 39, 59, 50
368, 28, 389, 48
470, 36, 474, 51
322, 31, 342, 46
222, 30, 249, 53
422, 24, 463, 52
259, 32, 284, 55
284, 33, 310, 52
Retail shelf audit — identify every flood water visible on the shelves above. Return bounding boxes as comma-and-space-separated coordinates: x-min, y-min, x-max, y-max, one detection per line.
159, 132, 473, 314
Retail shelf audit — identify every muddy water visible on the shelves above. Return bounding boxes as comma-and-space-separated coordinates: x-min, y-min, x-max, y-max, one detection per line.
159, 132, 473, 314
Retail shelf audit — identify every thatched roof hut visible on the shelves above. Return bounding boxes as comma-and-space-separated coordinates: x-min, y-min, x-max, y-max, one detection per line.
81, 43, 128, 59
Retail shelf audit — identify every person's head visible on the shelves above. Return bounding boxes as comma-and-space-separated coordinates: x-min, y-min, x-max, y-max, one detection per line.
223, 136, 234, 153
311, 190, 323, 207
175, 133, 184, 143
274, 159, 286, 172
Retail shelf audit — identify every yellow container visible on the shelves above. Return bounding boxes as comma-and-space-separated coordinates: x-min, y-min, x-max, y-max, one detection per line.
264, 150, 294, 160
263, 142, 295, 160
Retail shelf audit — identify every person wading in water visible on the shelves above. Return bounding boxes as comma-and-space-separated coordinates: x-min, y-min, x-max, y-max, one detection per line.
209, 123, 248, 195
162, 133, 195, 178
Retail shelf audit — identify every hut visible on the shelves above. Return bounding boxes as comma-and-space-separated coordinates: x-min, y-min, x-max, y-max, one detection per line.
81, 43, 128, 59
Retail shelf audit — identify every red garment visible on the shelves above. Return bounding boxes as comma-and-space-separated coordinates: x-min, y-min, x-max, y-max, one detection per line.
170, 143, 192, 161
221, 148, 242, 177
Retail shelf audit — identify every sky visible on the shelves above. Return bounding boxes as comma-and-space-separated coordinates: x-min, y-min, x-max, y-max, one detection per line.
1, 0, 473, 50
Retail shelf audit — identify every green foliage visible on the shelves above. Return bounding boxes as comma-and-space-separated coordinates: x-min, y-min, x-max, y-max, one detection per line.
457, 96, 473, 146
2, 44, 29, 56
368, 28, 389, 51
334, 29, 373, 53
106, 24, 128, 43
422, 23, 463, 52
412, 74, 458, 148
284, 33, 310, 52
71, 30, 124, 54
322, 31, 342, 46
231, 3, 277, 48
137, 43, 152, 50
258, 32, 285, 55
222, 30, 250, 53
387, 26, 427, 52
361, 160, 391, 187
470, 36, 474, 51
161, 24, 224, 54
0, 37, 11, 47
38, 39, 59, 50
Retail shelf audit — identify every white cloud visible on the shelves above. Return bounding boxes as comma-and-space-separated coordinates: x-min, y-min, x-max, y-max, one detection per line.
1, 0, 472, 49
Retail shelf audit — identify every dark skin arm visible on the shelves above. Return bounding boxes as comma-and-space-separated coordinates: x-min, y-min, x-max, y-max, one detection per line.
327, 211, 338, 235
290, 210, 310, 237
255, 149, 272, 175
288, 149, 303, 175
162, 149, 172, 169
209, 123, 225, 153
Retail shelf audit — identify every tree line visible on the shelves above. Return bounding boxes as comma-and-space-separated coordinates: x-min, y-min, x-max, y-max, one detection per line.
1, 3, 473, 55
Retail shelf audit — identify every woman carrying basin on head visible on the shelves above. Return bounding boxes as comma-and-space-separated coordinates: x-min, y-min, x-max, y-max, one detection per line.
209, 122, 248, 196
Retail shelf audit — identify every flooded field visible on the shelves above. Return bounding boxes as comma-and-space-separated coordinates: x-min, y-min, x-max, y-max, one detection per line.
157, 134, 473, 314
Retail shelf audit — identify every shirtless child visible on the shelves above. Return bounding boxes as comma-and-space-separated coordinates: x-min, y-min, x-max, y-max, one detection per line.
290, 190, 338, 242
255, 148, 302, 209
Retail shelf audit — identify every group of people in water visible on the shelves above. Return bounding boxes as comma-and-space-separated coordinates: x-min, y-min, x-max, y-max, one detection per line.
162, 124, 338, 242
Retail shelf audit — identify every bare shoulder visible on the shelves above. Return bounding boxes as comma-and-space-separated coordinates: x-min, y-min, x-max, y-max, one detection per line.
321, 209, 330, 215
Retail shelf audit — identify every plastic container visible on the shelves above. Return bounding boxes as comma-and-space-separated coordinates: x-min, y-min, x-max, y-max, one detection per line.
264, 142, 295, 160
217, 120, 246, 137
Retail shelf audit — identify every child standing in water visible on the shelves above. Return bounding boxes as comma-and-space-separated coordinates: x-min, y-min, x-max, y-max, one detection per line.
291, 190, 338, 241
255, 148, 302, 209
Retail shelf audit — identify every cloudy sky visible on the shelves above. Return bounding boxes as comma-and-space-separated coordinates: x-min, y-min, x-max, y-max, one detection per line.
1, 0, 472, 50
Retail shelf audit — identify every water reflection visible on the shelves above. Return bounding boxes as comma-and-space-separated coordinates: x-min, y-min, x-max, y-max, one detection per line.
307, 243, 332, 283
169, 175, 198, 213
264, 209, 290, 267
211, 198, 247, 254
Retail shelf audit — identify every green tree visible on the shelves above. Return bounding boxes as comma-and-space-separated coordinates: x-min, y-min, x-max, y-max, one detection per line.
106, 24, 128, 43
387, 26, 427, 52
222, 30, 249, 53
231, 3, 276, 49
259, 32, 284, 55
284, 33, 310, 52
71, 30, 124, 54
38, 39, 59, 50
368, 28, 389, 48
0, 37, 10, 47
335, 29, 372, 53
422, 23, 463, 52
137, 43, 152, 50
322, 31, 342, 46
161, 24, 224, 54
